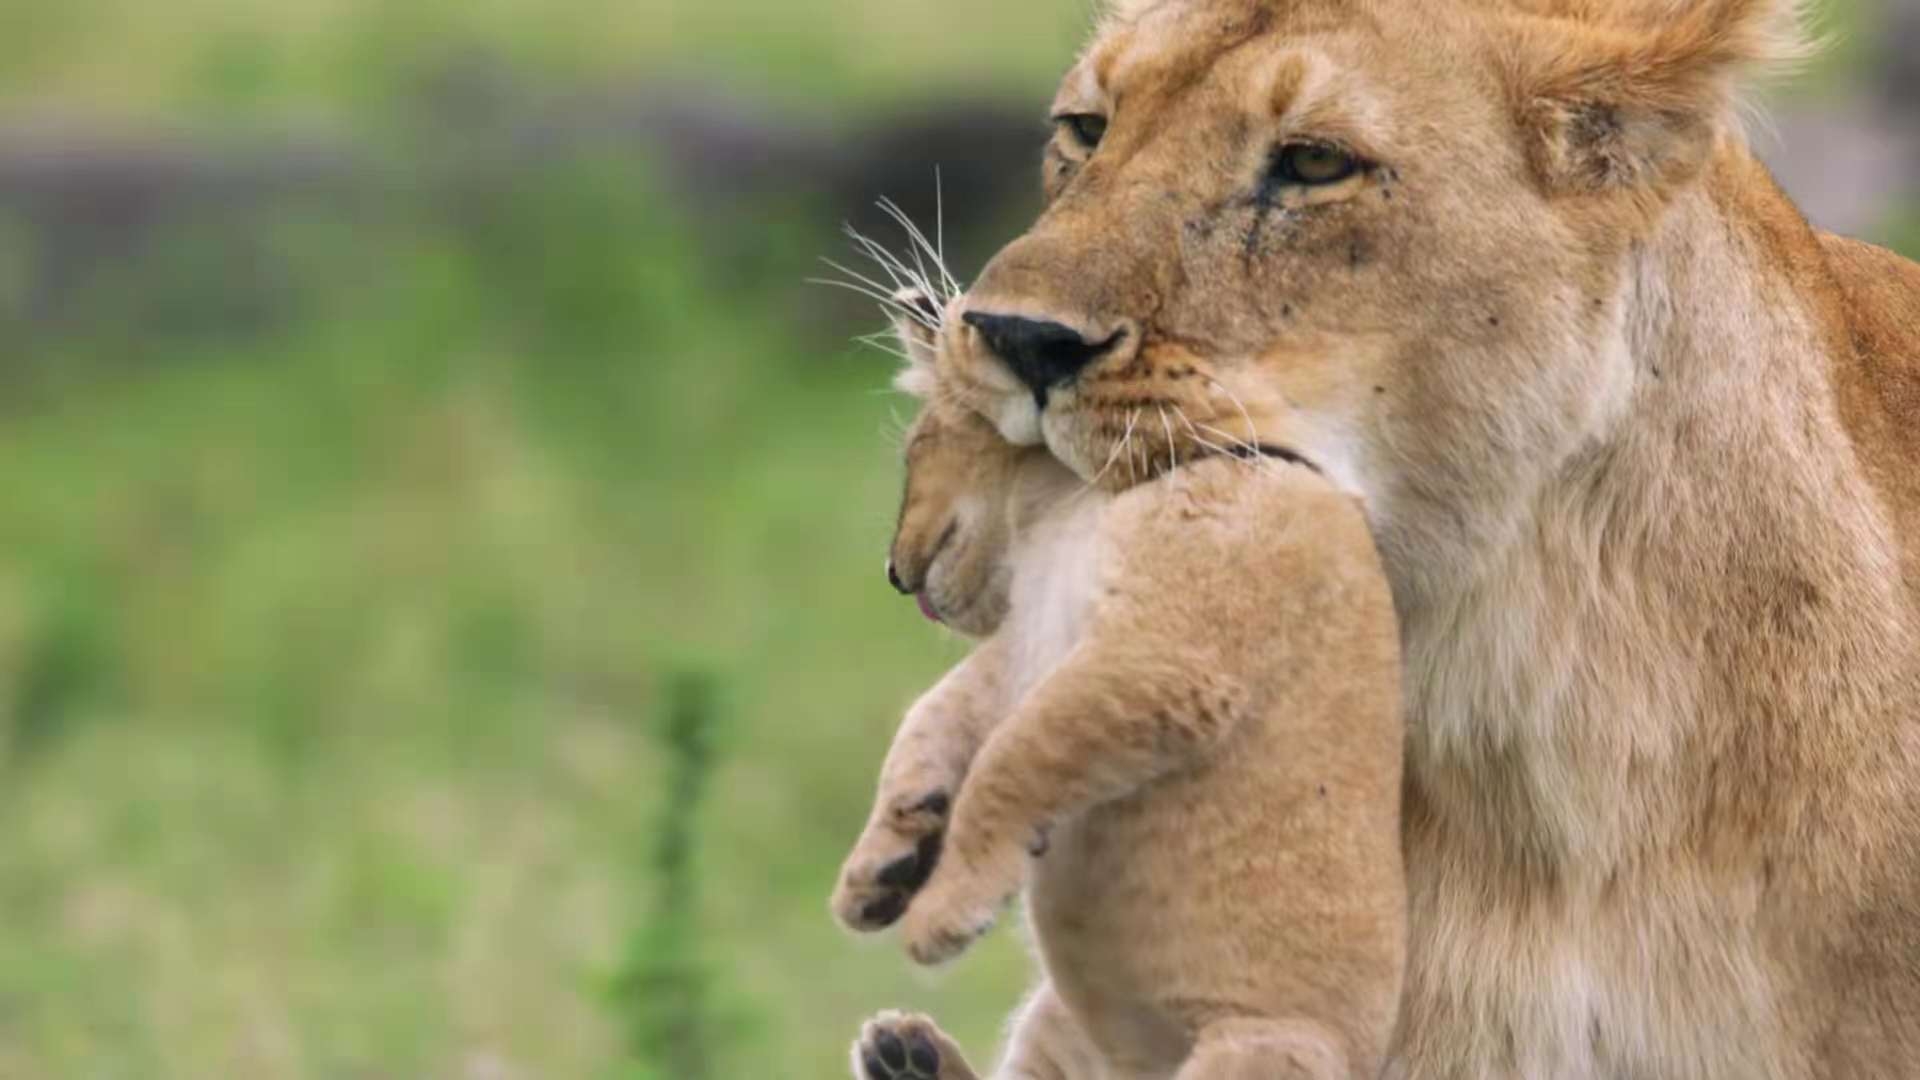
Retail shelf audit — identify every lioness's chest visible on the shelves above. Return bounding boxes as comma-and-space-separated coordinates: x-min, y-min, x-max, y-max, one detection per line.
1388, 573, 1797, 1078
1395, 831, 1789, 1080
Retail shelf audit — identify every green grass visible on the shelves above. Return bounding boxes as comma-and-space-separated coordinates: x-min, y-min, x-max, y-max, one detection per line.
0, 155, 1033, 1075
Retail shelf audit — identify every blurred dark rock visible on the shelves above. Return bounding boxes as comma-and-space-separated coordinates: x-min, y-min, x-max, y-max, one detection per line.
542, 81, 1046, 275
814, 101, 1047, 271
0, 74, 1048, 337
0, 114, 370, 329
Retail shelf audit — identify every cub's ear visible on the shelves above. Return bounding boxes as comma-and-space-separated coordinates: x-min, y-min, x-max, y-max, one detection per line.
888, 287, 944, 399
1497, 0, 1811, 202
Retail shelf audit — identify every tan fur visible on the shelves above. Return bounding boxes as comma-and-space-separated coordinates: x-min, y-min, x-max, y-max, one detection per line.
844, 0, 1920, 1075
834, 357, 1405, 1078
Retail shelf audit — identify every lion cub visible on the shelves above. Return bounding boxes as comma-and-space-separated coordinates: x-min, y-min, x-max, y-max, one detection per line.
832, 383, 1407, 1078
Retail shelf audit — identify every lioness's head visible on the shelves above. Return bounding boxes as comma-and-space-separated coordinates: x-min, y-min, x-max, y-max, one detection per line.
928, 0, 1804, 582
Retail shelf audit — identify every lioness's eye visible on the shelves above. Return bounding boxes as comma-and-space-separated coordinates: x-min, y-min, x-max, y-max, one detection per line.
1269, 142, 1363, 186
1055, 113, 1108, 150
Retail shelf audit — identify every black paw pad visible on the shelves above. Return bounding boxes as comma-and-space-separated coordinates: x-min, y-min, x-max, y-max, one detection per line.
861, 1025, 941, 1080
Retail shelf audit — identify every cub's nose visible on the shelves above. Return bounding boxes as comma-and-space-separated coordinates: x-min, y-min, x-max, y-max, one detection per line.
962, 312, 1120, 406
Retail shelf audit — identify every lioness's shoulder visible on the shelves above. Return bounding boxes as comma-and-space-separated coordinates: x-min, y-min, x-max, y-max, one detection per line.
1820, 233, 1920, 384
1815, 231, 1920, 596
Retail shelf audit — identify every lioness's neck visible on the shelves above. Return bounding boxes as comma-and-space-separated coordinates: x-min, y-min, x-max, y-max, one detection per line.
1400, 145, 1916, 886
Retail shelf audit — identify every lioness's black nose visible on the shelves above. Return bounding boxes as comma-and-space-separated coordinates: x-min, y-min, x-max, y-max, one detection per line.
963, 312, 1119, 405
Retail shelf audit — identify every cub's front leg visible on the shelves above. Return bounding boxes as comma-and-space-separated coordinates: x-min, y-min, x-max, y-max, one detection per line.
833, 635, 1011, 931
899, 641, 1245, 964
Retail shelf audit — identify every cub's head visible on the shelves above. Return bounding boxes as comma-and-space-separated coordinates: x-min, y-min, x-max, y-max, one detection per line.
884, 290, 1077, 637
932, 0, 1805, 580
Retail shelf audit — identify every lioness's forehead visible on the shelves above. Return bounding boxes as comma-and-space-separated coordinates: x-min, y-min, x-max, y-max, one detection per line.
1110, 0, 1364, 37
1061, 0, 1412, 142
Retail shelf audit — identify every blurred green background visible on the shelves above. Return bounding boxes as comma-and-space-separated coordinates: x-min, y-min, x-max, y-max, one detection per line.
0, 0, 1909, 1076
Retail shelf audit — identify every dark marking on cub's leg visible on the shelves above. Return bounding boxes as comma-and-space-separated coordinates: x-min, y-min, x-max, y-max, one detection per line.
862, 828, 944, 927
878, 830, 944, 891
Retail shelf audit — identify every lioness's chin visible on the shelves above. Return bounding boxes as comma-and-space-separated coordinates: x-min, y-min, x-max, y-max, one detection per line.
1031, 412, 1100, 487
991, 395, 1045, 447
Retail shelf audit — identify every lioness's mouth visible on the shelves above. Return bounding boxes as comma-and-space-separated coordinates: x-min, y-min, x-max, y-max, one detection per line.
1228, 441, 1323, 475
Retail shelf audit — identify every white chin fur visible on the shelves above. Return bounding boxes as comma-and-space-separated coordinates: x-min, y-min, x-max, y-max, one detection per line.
993, 396, 1044, 446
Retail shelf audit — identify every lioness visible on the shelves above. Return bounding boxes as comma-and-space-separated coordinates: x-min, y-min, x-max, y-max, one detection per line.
845, 0, 1920, 1076
831, 315, 1405, 1077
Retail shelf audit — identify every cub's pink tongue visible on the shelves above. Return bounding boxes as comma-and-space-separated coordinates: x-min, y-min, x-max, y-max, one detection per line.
916, 592, 943, 623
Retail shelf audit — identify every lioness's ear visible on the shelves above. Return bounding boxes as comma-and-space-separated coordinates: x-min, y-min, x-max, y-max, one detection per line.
888, 287, 943, 399
1499, 0, 1810, 201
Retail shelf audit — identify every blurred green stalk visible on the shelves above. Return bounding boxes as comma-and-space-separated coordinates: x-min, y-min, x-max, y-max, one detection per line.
612, 669, 723, 1079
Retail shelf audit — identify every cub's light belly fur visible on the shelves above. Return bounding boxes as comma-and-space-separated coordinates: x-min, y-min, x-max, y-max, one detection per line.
998, 492, 1107, 696
833, 355, 1406, 1079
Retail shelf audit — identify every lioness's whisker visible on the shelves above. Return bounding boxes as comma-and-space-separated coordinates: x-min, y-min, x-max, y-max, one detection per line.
1185, 428, 1273, 477
810, 262, 940, 333
828, 231, 930, 305
934, 168, 956, 299
874, 201, 937, 306
842, 225, 942, 312
847, 216, 944, 320
875, 194, 962, 302
1087, 409, 1138, 491
1176, 407, 1279, 477
1196, 372, 1262, 452
811, 260, 903, 304
1113, 408, 1141, 488
807, 277, 936, 334
1156, 405, 1181, 481
1197, 421, 1268, 462
853, 329, 913, 359
816, 184, 970, 380
826, 241, 934, 320
879, 407, 913, 449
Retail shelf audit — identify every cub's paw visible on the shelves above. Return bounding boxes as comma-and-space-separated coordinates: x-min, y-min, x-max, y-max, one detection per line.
897, 846, 1023, 966
831, 789, 952, 932
851, 1011, 972, 1080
